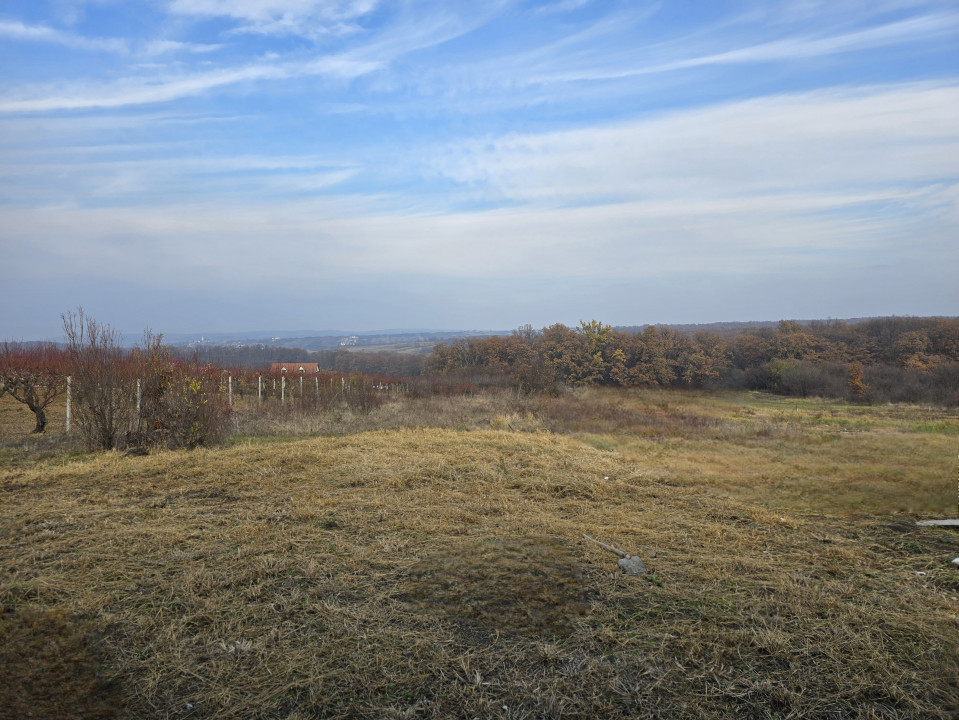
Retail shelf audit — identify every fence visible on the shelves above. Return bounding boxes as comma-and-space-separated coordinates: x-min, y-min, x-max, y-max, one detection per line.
61, 371, 410, 433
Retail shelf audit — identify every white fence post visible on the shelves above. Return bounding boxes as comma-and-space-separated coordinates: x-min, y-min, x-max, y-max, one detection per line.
281, 376, 286, 403
66, 376, 71, 433
136, 379, 141, 422
299, 376, 303, 399
228, 376, 233, 406
258, 375, 262, 404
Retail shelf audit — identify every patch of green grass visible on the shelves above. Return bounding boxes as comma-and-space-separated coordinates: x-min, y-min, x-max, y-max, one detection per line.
911, 420, 959, 434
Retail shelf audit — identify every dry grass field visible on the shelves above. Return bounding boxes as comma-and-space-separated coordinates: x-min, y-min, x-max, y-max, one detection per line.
1, 388, 958, 719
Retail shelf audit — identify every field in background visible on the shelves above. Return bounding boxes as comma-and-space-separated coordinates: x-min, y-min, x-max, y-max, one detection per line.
341, 341, 436, 354
1, 388, 958, 718
5, 387, 955, 517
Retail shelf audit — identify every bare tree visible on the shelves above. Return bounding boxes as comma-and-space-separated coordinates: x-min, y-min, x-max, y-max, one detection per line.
62, 309, 136, 450
0, 342, 69, 433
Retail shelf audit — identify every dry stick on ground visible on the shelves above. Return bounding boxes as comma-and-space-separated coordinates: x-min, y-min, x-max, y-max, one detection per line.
582, 534, 647, 576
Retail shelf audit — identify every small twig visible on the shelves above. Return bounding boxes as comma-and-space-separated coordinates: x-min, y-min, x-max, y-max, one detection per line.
582, 534, 628, 558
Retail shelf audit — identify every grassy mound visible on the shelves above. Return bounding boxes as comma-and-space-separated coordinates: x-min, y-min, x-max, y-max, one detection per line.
2, 422, 958, 718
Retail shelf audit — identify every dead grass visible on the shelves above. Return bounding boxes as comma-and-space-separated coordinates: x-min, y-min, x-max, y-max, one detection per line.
536, 388, 958, 517
229, 391, 544, 439
3, 391, 959, 718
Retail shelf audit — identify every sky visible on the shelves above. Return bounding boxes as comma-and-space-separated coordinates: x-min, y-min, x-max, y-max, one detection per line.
1, 0, 957, 339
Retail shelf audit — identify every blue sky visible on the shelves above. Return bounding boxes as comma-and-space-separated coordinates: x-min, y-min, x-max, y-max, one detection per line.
1, 0, 957, 339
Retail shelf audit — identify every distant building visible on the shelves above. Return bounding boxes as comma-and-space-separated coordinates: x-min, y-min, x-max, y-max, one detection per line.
270, 363, 320, 374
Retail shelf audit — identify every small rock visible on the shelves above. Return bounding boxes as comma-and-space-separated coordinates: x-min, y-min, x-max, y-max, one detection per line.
952, 558, 959, 565
618, 555, 647, 577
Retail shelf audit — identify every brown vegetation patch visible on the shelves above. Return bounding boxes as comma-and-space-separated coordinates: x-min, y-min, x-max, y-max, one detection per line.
1, 389, 957, 718
402, 535, 592, 638
0, 608, 120, 720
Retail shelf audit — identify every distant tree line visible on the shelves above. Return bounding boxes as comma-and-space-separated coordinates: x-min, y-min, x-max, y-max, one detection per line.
428, 317, 959, 404
170, 345, 427, 377
5, 315, 955, 445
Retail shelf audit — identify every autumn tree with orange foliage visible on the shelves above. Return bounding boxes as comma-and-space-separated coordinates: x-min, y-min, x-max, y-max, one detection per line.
429, 317, 959, 403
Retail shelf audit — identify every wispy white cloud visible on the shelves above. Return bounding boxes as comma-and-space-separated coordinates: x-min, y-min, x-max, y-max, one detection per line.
662, 11, 959, 69
3, 180, 954, 290
511, 11, 959, 86
168, 0, 381, 39
0, 19, 127, 53
0, 19, 228, 58
2, 82, 955, 286
341, 5, 959, 120
0, 145, 360, 205
141, 39, 224, 56
533, 0, 595, 14
1, 1, 957, 333
0, 2, 508, 113
168, 0, 380, 22
6, 4, 949, 117
432, 82, 959, 206
0, 54, 382, 112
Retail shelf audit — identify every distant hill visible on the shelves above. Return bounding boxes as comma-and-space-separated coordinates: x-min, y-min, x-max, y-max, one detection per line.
613, 321, 781, 335
162, 329, 510, 351
129, 317, 958, 351
614, 317, 956, 337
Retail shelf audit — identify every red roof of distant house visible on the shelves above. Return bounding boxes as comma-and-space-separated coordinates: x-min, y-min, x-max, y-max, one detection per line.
270, 363, 320, 374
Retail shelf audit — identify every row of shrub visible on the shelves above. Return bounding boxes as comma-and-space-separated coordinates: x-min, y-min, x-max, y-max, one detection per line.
738, 359, 959, 405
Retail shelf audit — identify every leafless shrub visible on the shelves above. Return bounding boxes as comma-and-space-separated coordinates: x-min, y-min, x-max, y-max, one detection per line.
128, 331, 233, 449
61, 309, 137, 450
